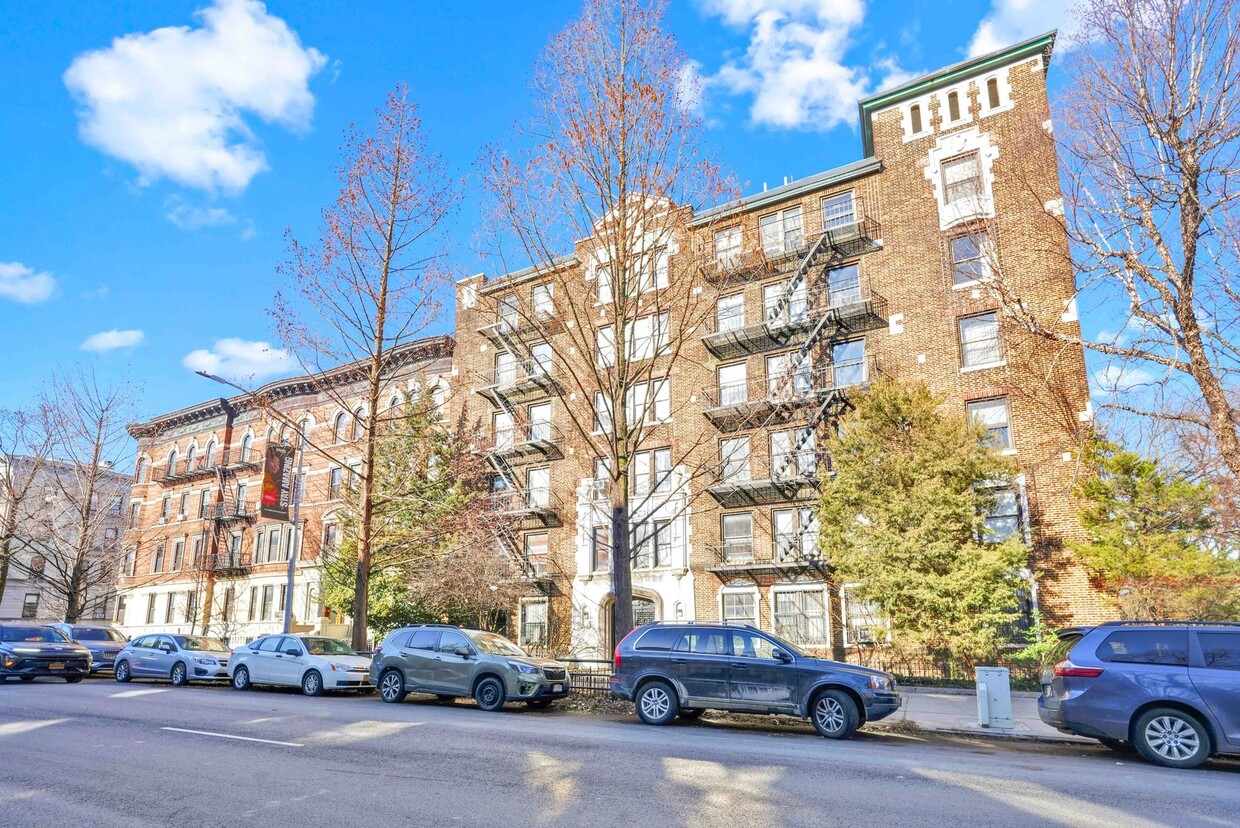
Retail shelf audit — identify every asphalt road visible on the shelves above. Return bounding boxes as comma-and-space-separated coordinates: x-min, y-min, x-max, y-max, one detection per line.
1, 677, 1238, 828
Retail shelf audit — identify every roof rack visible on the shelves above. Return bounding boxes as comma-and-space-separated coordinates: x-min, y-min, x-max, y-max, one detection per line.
1095, 620, 1240, 628
641, 620, 760, 630
398, 622, 458, 629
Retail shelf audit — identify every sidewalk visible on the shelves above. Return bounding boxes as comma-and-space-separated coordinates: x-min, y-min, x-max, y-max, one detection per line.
889, 685, 1093, 743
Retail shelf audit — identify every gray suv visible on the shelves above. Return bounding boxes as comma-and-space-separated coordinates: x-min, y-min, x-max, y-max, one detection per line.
47, 623, 127, 674
370, 624, 570, 711
610, 623, 900, 739
1039, 621, 1240, 769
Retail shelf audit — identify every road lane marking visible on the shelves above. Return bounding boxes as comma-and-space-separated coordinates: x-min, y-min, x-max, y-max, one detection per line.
109, 688, 169, 699
160, 727, 303, 747
0, 718, 69, 738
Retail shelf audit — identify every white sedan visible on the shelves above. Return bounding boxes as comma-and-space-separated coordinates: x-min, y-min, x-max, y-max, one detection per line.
228, 634, 372, 696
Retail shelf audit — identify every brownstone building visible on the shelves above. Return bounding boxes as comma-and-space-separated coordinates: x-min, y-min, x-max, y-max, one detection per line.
454, 32, 1105, 660
113, 337, 452, 644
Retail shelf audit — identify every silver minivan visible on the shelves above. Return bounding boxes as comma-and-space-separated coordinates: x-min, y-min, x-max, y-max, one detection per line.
114, 634, 231, 686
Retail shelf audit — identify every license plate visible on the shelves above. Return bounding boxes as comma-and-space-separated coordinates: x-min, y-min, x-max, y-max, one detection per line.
49, 662, 65, 670
552, 684, 563, 693
362, 676, 371, 684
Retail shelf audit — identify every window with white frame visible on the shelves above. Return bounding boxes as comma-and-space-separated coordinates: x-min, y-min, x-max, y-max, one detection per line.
145, 594, 157, 625
959, 312, 1002, 368
763, 279, 808, 326
520, 598, 549, 647
714, 226, 741, 266
114, 596, 127, 625
593, 391, 613, 433
942, 153, 983, 206
773, 587, 829, 646
630, 447, 672, 497
596, 265, 613, 303
526, 467, 550, 509
626, 379, 670, 425
592, 525, 611, 572
164, 593, 176, 624
129, 501, 140, 528
766, 352, 813, 399
123, 547, 136, 577
496, 351, 517, 387
759, 206, 803, 256
524, 533, 548, 576
633, 519, 672, 569
21, 593, 39, 619
635, 248, 669, 293
498, 293, 520, 329
983, 486, 1023, 542
528, 403, 552, 442
720, 437, 750, 482
908, 102, 925, 136
596, 325, 615, 367
191, 537, 202, 568
323, 523, 339, 553
267, 528, 281, 564
717, 293, 745, 332
831, 339, 866, 386
171, 539, 185, 571
329, 467, 343, 499
944, 89, 964, 124
152, 541, 166, 573
627, 312, 670, 360
532, 283, 555, 318
842, 586, 888, 646
770, 430, 816, 480
531, 342, 553, 376
950, 231, 990, 285
720, 513, 752, 562
721, 589, 757, 626
493, 411, 514, 450
717, 362, 748, 406
827, 264, 861, 306
772, 507, 819, 562
821, 192, 856, 229
967, 397, 1013, 450
240, 434, 253, 462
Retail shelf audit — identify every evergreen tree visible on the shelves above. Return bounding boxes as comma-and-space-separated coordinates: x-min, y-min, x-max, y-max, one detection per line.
819, 380, 1029, 668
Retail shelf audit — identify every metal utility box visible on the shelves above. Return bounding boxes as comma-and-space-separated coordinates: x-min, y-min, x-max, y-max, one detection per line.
975, 666, 1014, 729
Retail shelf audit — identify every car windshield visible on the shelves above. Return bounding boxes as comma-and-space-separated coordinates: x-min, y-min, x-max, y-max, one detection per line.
469, 631, 526, 657
73, 627, 126, 642
757, 629, 808, 659
302, 637, 355, 656
176, 636, 227, 652
1, 626, 66, 643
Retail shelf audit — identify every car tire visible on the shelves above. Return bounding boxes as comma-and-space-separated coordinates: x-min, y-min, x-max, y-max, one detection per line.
65, 676, 84, 684
474, 676, 506, 712
678, 708, 704, 720
378, 669, 407, 704
811, 689, 860, 740
170, 662, 189, 687
231, 665, 251, 691
114, 661, 132, 683
635, 680, 679, 726
301, 670, 324, 697
1133, 707, 1210, 769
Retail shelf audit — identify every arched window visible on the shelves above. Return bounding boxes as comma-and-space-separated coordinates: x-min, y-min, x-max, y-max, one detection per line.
388, 394, 401, 412
333, 412, 347, 444
185, 445, 196, 470
135, 458, 149, 483
432, 385, 447, 412
986, 77, 1000, 110
204, 438, 217, 468
352, 408, 365, 441
947, 90, 961, 122
167, 448, 179, 475
909, 103, 923, 134
240, 434, 253, 462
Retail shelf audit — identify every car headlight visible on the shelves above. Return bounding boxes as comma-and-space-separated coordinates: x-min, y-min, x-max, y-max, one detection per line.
329, 662, 349, 672
192, 656, 218, 666
870, 675, 894, 691
508, 661, 539, 675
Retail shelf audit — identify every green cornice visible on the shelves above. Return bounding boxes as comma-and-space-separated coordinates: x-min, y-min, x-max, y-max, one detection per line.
858, 30, 1057, 156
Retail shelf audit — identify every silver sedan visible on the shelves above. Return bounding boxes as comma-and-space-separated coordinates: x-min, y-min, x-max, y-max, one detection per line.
114, 633, 231, 686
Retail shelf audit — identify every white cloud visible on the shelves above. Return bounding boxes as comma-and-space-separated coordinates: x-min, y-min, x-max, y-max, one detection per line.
1092, 364, 1156, 393
700, 0, 875, 130
63, 0, 327, 193
0, 261, 56, 304
183, 338, 294, 381
81, 329, 145, 352
165, 199, 237, 230
968, 0, 1079, 58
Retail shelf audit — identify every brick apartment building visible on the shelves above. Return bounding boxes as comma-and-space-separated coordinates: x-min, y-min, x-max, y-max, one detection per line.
113, 337, 452, 645
453, 32, 1105, 660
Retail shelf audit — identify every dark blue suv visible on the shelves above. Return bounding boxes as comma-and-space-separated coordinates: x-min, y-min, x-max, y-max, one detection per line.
610, 623, 900, 739
1039, 621, 1240, 768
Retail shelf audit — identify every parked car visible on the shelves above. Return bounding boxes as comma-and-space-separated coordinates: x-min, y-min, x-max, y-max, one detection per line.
610, 623, 900, 740
228, 634, 372, 696
47, 623, 127, 674
113, 633, 231, 686
0, 622, 92, 682
1039, 621, 1240, 769
370, 623, 570, 710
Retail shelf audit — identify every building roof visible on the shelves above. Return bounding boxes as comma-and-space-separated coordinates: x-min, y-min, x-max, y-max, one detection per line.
857, 30, 1057, 156
127, 334, 454, 439
687, 157, 883, 228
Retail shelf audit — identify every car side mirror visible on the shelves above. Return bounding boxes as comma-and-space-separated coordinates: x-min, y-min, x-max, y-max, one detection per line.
455, 647, 473, 658
284, 648, 302, 657
773, 648, 793, 663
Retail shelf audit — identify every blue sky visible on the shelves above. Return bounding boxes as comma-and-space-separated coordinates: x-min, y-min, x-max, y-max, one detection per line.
0, 0, 1085, 421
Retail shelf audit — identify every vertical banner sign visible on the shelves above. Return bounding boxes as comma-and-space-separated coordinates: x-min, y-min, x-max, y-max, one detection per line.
260, 444, 295, 520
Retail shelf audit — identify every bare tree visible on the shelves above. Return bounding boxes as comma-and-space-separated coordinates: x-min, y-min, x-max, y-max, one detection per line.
0, 408, 54, 607
274, 85, 455, 649
480, 0, 735, 642
25, 370, 134, 622
987, 0, 1240, 480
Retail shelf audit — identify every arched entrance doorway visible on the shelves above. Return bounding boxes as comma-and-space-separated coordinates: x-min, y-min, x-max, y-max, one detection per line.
601, 594, 660, 652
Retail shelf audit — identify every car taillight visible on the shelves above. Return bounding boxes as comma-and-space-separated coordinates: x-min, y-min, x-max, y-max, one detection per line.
1053, 659, 1104, 678
374, 645, 383, 656
613, 646, 621, 671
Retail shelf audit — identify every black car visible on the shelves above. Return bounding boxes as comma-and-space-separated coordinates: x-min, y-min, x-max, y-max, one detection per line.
0, 622, 92, 682
610, 623, 900, 739
47, 622, 127, 673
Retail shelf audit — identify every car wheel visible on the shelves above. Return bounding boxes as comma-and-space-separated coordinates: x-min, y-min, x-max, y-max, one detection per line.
474, 676, 506, 712
65, 676, 84, 684
1133, 707, 1210, 769
678, 708, 704, 720
1097, 737, 1133, 754
811, 689, 860, 740
170, 662, 189, 687
635, 680, 679, 726
231, 666, 251, 691
301, 670, 324, 697
378, 669, 407, 704
114, 661, 131, 683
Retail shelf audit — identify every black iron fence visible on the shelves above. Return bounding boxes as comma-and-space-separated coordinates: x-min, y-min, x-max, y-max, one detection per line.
558, 658, 615, 696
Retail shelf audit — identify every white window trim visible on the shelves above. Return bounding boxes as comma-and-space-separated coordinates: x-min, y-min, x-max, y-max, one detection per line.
518, 596, 550, 647
770, 584, 832, 648
977, 69, 1015, 117
901, 96, 934, 142
717, 585, 760, 628
938, 83, 972, 129
960, 360, 1007, 374
924, 127, 999, 231
949, 231, 996, 290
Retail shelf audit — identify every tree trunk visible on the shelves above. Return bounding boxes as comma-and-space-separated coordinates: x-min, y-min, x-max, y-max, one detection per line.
610, 503, 633, 648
